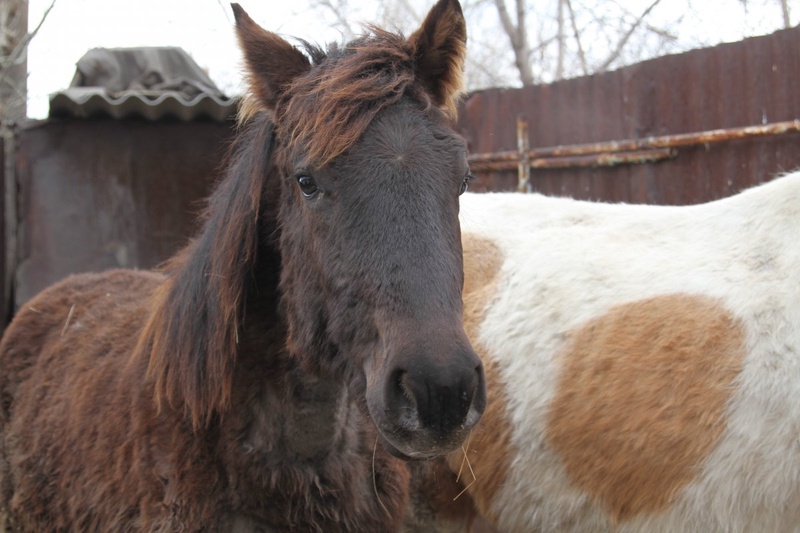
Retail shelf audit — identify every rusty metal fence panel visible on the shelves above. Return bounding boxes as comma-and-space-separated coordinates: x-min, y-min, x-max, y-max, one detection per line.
0, 134, 5, 333
458, 26, 800, 204
13, 118, 235, 308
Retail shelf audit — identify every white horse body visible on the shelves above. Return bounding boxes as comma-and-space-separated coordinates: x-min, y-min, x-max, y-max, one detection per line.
456, 172, 800, 532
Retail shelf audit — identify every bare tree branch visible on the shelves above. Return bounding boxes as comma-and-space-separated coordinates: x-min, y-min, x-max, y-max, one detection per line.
466, 53, 512, 88
310, 0, 356, 40
644, 23, 679, 40
494, 0, 535, 85
596, 0, 662, 72
565, 0, 587, 76
395, 0, 422, 24
215, 0, 233, 25
780, 0, 791, 28
0, 0, 55, 88
556, 0, 565, 79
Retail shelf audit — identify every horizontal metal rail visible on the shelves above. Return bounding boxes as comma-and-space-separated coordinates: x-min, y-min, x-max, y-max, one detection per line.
468, 119, 800, 166
471, 148, 677, 172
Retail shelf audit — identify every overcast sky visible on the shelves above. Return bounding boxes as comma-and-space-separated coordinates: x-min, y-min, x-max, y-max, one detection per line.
26, 0, 348, 118
26, 0, 796, 119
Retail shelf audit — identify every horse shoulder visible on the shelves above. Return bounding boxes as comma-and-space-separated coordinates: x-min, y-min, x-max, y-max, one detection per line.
1, 269, 161, 392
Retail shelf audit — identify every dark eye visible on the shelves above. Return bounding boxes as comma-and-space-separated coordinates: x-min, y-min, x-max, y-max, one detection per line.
297, 175, 319, 198
459, 173, 473, 196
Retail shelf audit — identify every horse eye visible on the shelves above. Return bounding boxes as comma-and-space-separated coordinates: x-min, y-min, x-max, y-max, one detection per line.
459, 174, 472, 196
296, 175, 319, 198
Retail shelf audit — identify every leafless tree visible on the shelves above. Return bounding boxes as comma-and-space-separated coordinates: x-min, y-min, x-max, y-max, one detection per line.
1, 0, 29, 124
739, 0, 793, 28
494, 0, 535, 84
781, 0, 792, 26
256, 0, 795, 91
488, 0, 683, 85
782, 1, 792, 25
1, 0, 56, 124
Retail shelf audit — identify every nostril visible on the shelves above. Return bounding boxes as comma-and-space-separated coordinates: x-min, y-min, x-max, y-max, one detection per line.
394, 369, 415, 405
468, 361, 487, 418
472, 364, 483, 395
386, 368, 423, 431
390, 369, 418, 413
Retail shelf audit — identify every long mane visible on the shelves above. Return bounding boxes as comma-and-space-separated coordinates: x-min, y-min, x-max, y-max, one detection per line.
135, 115, 277, 429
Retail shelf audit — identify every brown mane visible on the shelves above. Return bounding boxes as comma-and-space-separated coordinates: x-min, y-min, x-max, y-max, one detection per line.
129, 115, 276, 429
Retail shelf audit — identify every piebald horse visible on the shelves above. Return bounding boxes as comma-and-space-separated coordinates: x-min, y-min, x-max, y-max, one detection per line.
419, 172, 800, 532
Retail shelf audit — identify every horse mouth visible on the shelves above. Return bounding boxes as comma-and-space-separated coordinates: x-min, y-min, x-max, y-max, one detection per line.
375, 409, 481, 461
380, 437, 449, 461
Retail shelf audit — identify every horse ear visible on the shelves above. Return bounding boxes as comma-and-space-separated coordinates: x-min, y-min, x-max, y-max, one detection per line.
408, 0, 467, 119
232, 3, 311, 109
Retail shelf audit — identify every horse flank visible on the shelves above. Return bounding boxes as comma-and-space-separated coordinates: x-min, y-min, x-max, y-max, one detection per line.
433, 172, 800, 532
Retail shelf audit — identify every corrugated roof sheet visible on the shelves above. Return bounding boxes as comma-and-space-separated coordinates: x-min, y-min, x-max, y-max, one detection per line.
50, 88, 236, 121
49, 47, 237, 122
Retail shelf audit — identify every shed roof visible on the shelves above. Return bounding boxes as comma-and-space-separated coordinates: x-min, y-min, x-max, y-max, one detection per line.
49, 47, 237, 121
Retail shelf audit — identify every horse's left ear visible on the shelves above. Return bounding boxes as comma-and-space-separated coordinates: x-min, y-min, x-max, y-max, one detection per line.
232, 3, 311, 110
408, 0, 467, 119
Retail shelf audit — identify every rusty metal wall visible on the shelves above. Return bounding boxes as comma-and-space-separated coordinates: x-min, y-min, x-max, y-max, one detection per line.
0, 134, 5, 331
13, 118, 235, 308
458, 26, 800, 203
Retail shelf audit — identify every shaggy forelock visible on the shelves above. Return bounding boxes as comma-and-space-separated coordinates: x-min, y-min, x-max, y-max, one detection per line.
276, 28, 431, 166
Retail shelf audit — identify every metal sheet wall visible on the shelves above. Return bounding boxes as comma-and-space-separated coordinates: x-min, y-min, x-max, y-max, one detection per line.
458, 26, 800, 204
13, 118, 235, 308
0, 134, 5, 331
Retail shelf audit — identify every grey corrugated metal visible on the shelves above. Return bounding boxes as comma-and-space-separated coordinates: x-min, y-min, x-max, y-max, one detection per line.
49, 47, 238, 122
458, 26, 800, 204
13, 118, 235, 308
49, 89, 236, 121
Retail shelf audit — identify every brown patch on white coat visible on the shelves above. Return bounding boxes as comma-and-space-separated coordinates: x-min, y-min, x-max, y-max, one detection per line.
442, 234, 514, 522
405, 233, 510, 532
546, 294, 746, 523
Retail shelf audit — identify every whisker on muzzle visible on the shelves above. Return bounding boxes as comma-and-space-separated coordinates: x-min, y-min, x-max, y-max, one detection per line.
453, 433, 476, 501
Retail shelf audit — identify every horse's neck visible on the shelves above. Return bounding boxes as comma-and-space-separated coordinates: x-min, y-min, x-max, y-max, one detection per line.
231, 261, 358, 462
252, 365, 354, 459
228, 342, 357, 463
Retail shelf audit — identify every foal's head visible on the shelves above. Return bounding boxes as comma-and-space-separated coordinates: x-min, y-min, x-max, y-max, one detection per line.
234, 0, 485, 458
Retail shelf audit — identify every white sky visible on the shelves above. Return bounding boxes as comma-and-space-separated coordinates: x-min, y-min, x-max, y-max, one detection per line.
26, 0, 796, 119
26, 0, 348, 118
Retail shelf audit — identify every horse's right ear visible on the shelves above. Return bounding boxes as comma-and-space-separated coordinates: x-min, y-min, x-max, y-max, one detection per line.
232, 3, 311, 109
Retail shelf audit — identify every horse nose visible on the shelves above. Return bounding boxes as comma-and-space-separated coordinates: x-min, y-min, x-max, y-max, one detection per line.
388, 347, 485, 435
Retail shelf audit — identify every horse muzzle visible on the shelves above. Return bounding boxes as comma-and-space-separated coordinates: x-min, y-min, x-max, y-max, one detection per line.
365, 329, 487, 459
